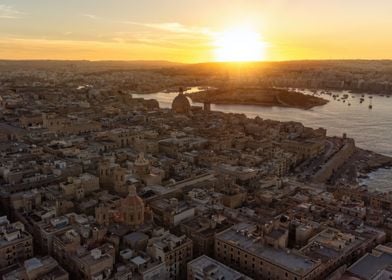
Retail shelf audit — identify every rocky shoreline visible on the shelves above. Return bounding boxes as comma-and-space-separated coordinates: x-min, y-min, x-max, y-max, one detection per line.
346, 148, 392, 183
357, 149, 392, 177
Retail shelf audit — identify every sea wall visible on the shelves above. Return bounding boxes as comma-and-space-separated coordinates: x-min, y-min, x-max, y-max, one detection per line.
313, 139, 356, 183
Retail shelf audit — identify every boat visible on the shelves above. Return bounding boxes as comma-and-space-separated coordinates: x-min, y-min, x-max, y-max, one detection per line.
348, 103, 351, 106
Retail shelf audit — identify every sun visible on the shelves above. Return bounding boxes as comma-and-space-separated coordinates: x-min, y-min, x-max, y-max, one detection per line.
213, 26, 267, 62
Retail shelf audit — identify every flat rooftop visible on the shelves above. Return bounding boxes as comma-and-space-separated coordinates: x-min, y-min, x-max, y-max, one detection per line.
348, 250, 392, 279
189, 255, 251, 280
216, 223, 319, 276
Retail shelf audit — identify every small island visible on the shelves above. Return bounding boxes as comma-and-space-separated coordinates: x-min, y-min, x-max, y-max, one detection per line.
186, 87, 329, 109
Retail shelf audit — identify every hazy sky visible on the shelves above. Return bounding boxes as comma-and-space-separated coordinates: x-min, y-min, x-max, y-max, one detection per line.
1, 0, 392, 62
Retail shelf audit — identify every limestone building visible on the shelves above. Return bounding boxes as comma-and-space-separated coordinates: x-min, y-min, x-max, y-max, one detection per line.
0, 216, 33, 270
147, 230, 193, 280
215, 223, 322, 280
187, 255, 252, 280
2, 256, 69, 280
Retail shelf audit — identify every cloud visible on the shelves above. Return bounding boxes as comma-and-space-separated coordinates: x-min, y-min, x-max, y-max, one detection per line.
123, 21, 213, 36
79, 14, 213, 38
78, 13, 211, 36
0, 4, 25, 19
109, 35, 210, 50
82, 13, 99, 20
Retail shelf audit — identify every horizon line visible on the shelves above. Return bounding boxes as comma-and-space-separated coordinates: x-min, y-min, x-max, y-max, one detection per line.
1, 58, 392, 65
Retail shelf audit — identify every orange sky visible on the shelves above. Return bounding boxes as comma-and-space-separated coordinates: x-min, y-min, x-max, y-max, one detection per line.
1, 0, 392, 62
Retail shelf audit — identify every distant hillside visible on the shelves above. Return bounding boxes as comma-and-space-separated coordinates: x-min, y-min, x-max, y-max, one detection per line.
2, 59, 391, 73
0, 60, 184, 71
159, 60, 392, 76
155, 60, 392, 94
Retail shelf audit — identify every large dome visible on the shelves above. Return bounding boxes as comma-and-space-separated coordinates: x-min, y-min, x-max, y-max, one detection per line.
172, 88, 191, 114
120, 185, 145, 227
122, 186, 144, 208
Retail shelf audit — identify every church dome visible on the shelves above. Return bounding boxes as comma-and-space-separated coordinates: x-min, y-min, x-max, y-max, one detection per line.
172, 87, 191, 114
120, 185, 145, 227
121, 194, 144, 210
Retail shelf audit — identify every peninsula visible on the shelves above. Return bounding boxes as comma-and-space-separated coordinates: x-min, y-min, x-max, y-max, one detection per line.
186, 87, 329, 109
